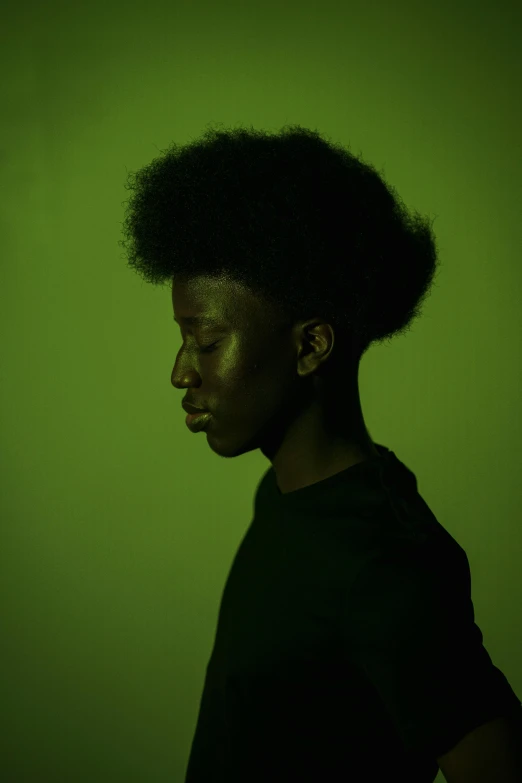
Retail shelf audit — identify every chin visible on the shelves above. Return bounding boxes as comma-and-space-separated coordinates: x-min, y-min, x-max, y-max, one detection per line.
205, 430, 261, 459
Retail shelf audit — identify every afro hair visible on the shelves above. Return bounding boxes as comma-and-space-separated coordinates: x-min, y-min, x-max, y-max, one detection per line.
119, 121, 441, 364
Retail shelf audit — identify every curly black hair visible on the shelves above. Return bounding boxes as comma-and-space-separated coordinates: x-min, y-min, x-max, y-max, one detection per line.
119, 121, 441, 364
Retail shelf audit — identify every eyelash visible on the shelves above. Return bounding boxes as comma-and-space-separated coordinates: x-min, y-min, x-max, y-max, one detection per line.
199, 341, 218, 354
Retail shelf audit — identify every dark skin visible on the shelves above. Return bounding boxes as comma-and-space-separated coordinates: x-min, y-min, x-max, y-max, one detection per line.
171, 275, 380, 494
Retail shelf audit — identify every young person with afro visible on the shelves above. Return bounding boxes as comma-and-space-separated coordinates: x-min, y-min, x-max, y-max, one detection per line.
119, 123, 522, 783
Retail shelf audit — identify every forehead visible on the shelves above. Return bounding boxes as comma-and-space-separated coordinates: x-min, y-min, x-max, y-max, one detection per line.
171, 275, 259, 325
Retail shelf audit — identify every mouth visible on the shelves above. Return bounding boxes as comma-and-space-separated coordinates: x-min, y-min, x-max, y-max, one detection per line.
185, 410, 212, 432
182, 402, 208, 415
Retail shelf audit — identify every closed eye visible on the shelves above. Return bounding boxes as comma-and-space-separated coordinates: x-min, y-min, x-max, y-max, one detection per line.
199, 341, 218, 354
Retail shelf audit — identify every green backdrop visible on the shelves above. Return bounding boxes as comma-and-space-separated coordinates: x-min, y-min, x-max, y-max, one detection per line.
2, 0, 521, 780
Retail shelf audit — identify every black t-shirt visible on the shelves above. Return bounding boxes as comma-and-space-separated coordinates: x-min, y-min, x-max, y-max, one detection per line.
184, 444, 521, 782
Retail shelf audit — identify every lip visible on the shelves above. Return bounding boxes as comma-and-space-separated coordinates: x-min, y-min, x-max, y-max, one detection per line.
185, 410, 212, 433
182, 402, 208, 415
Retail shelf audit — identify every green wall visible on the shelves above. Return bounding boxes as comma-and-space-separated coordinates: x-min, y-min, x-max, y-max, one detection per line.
2, 0, 521, 780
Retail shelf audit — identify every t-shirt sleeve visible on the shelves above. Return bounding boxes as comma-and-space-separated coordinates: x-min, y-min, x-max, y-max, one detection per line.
340, 539, 522, 759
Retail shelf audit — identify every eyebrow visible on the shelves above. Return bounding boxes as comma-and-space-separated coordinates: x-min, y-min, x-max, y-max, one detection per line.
173, 315, 223, 326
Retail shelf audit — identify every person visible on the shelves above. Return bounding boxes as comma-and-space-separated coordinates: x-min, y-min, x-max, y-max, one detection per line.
119, 124, 521, 782
119, 121, 440, 494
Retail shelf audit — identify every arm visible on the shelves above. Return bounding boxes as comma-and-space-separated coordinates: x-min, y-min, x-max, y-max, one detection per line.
436, 713, 522, 783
